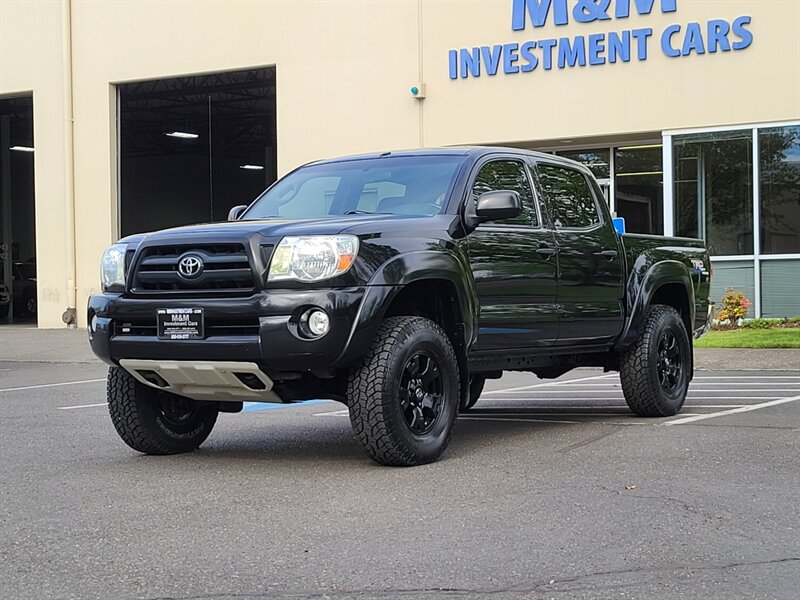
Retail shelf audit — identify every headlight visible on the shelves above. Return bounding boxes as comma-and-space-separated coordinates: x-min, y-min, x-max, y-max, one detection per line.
268, 235, 359, 282
101, 243, 127, 291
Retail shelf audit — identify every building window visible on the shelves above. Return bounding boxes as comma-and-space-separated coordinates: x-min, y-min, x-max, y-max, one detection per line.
674, 130, 754, 256
759, 126, 800, 254
615, 144, 663, 235
557, 149, 610, 180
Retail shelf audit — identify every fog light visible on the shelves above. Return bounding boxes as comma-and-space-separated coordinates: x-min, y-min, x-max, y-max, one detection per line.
304, 309, 330, 337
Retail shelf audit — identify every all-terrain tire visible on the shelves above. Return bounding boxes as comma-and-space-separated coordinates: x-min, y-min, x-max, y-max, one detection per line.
347, 316, 460, 466
107, 367, 218, 454
460, 375, 486, 412
620, 304, 691, 417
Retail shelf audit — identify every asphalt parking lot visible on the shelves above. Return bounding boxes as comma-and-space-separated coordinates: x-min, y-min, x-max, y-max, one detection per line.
1, 343, 798, 599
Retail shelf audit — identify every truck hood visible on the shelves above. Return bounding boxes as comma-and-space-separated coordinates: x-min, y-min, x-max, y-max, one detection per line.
121, 213, 446, 245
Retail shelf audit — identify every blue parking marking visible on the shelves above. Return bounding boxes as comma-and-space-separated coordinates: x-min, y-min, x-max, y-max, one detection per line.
242, 399, 332, 413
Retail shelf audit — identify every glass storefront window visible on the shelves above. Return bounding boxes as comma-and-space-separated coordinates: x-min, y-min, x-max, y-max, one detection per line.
759, 126, 800, 254
674, 130, 753, 256
615, 145, 663, 235
557, 149, 610, 180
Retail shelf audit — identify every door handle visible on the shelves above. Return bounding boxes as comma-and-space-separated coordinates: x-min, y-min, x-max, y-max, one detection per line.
593, 249, 618, 259
536, 246, 556, 258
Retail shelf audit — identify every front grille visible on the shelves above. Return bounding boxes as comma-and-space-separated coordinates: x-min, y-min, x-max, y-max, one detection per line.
113, 316, 260, 337
130, 244, 254, 295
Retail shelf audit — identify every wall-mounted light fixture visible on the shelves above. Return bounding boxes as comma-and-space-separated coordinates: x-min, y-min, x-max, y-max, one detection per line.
165, 131, 199, 139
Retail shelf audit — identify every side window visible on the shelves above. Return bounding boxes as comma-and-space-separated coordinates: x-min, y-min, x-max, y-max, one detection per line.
536, 164, 602, 229
472, 160, 538, 226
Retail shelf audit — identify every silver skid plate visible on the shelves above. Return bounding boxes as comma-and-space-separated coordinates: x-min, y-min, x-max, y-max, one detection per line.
120, 359, 282, 403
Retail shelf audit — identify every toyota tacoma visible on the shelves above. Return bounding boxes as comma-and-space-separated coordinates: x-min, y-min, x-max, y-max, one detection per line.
88, 147, 711, 466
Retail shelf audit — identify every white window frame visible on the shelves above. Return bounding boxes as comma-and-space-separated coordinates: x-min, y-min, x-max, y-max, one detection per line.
662, 119, 800, 317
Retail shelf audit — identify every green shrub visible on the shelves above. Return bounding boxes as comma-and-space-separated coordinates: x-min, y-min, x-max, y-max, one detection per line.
742, 318, 782, 329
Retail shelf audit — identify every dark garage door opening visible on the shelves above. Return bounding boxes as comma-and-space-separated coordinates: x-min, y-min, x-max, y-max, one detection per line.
0, 95, 37, 325
119, 67, 277, 237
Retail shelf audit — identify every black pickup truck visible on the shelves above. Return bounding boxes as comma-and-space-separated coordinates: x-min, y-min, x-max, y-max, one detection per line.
88, 147, 711, 466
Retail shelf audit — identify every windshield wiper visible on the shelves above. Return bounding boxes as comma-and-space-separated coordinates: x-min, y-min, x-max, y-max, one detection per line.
343, 210, 391, 215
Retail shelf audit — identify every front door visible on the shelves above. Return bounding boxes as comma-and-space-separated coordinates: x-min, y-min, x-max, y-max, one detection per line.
466, 158, 559, 352
533, 161, 625, 345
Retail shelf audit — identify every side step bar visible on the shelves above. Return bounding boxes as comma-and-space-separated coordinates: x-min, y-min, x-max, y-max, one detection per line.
120, 359, 282, 403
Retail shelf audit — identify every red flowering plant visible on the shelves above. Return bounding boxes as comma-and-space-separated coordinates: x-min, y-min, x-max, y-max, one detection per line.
715, 287, 752, 327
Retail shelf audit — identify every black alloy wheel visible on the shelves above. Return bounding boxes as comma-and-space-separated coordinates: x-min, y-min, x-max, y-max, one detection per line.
157, 394, 202, 431
399, 352, 444, 435
656, 330, 683, 393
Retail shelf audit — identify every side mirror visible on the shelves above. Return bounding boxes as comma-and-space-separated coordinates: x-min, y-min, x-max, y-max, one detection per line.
476, 190, 521, 221
228, 205, 247, 221
462, 190, 522, 232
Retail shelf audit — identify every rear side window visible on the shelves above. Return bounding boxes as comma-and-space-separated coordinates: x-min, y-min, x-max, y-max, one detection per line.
536, 164, 602, 229
471, 160, 538, 227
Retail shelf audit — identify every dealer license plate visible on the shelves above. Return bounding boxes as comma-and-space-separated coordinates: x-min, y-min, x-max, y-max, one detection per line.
157, 308, 204, 340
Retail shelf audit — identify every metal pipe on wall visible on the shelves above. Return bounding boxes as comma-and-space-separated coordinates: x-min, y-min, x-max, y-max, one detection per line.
62, 0, 77, 326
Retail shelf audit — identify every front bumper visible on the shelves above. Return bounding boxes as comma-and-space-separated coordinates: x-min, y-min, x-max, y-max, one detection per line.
88, 286, 398, 376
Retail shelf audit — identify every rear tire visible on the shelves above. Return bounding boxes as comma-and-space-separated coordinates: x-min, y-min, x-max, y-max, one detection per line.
347, 316, 460, 466
22, 289, 37, 316
107, 367, 218, 454
460, 375, 486, 412
620, 305, 691, 417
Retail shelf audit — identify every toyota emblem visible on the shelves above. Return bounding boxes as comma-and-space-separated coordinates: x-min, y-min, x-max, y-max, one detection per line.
177, 254, 204, 279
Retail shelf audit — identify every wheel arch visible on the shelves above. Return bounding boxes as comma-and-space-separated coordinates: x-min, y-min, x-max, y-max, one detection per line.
333, 251, 476, 373
615, 260, 695, 351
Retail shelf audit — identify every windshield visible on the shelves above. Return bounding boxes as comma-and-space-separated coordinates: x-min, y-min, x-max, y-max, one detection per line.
242, 155, 464, 220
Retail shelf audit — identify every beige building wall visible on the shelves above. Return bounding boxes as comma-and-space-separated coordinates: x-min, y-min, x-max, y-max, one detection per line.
0, 0, 70, 327
1, 0, 799, 328
422, 0, 800, 146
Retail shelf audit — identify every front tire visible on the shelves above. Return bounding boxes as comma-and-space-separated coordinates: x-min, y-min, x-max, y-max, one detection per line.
107, 367, 218, 454
347, 316, 460, 466
620, 305, 691, 417
22, 290, 37, 316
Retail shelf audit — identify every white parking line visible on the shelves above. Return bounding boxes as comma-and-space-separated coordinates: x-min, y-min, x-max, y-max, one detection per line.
665, 395, 800, 426
57, 402, 107, 410
481, 390, 784, 402
0, 379, 106, 393
476, 404, 749, 409
484, 373, 617, 395
314, 408, 349, 417
689, 381, 800, 387
693, 376, 800, 379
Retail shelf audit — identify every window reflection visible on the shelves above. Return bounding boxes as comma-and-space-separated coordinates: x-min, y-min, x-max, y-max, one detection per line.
760, 126, 800, 254
557, 149, 610, 180
615, 145, 664, 235
674, 131, 754, 256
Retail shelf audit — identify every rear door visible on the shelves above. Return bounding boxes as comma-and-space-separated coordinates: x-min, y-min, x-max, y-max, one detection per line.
465, 157, 559, 352
533, 161, 625, 345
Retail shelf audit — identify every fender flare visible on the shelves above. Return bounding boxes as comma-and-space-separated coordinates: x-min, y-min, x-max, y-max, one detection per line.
333, 250, 478, 366
614, 260, 695, 351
